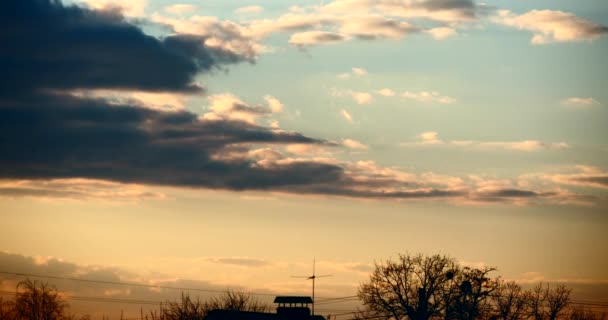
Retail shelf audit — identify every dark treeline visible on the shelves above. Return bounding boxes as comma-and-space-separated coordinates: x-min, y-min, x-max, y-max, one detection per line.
0, 280, 269, 320
0, 254, 605, 320
357, 254, 605, 320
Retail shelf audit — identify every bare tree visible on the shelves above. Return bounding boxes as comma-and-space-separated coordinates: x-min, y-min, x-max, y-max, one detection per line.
151, 290, 271, 320
492, 281, 529, 320
528, 283, 571, 320
358, 253, 459, 320
204, 290, 270, 313
568, 306, 606, 320
12, 279, 67, 320
445, 267, 499, 320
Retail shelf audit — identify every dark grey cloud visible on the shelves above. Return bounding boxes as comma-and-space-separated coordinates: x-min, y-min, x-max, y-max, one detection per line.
0, 252, 257, 318
0, 0, 248, 94
0, 93, 340, 191
573, 176, 608, 188
0, 0, 570, 204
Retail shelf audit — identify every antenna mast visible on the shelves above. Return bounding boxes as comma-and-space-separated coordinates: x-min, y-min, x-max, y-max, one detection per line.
292, 258, 332, 318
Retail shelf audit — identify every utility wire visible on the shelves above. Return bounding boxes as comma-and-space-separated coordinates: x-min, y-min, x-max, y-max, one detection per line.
0, 271, 362, 301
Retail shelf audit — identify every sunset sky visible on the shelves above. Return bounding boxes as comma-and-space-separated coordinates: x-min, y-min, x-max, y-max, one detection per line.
1, 0, 607, 318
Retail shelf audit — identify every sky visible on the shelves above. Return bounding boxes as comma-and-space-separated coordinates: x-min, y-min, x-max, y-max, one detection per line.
0, 0, 607, 318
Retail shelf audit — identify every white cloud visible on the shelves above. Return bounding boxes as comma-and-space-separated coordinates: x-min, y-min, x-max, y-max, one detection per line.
561, 97, 600, 107
235, 5, 264, 15
164, 4, 195, 15
404, 132, 569, 152
427, 27, 457, 40
402, 91, 456, 104
285, 144, 331, 156
340, 109, 354, 123
203, 94, 272, 125
78, 0, 146, 16
418, 131, 443, 145
351, 67, 367, 76
265, 95, 284, 113
321, 0, 481, 24
68, 89, 187, 111
150, 14, 264, 60
351, 92, 373, 104
342, 138, 368, 150
337, 67, 367, 79
496, 10, 608, 44
376, 88, 395, 97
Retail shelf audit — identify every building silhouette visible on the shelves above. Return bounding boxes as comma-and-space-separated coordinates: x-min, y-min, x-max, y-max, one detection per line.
205, 296, 326, 320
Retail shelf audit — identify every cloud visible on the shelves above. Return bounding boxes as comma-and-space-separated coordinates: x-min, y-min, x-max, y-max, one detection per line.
235, 5, 264, 15
321, 0, 486, 24
342, 139, 368, 150
376, 88, 396, 97
402, 91, 456, 104
536, 166, 608, 190
203, 257, 272, 268
340, 109, 354, 123
1, 0, 253, 95
68, 89, 188, 111
337, 67, 367, 79
351, 92, 374, 104
202, 94, 274, 124
0, 0, 601, 206
164, 4, 195, 15
427, 27, 457, 39
78, 0, 146, 17
561, 97, 601, 107
150, 14, 265, 60
265, 96, 284, 113
351, 67, 367, 76
289, 31, 347, 47
496, 10, 608, 44
404, 132, 570, 152
0, 252, 258, 317
0, 178, 165, 202
339, 15, 420, 40
418, 131, 443, 145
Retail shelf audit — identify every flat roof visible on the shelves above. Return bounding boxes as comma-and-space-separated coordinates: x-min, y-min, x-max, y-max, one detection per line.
273, 296, 313, 304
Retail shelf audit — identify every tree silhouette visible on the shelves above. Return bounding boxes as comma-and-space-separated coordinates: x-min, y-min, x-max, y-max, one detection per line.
147, 290, 271, 320
528, 283, 571, 320
445, 267, 499, 320
12, 279, 67, 320
492, 281, 530, 320
358, 253, 460, 320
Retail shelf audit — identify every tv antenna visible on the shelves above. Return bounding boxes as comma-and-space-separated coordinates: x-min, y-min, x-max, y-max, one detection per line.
292, 258, 332, 317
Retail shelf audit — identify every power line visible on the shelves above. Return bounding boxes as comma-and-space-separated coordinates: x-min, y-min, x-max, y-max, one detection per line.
0, 270, 360, 301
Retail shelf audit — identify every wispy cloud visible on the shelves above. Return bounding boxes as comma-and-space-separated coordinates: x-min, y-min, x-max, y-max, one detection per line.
427, 27, 457, 39
376, 88, 396, 97
402, 91, 456, 104
163, 4, 195, 15
337, 67, 367, 79
235, 5, 264, 15
340, 109, 354, 123
403, 132, 570, 152
496, 10, 608, 44
561, 97, 601, 107
342, 139, 368, 150
289, 31, 347, 47
78, 0, 146, 17
0, 179, 165, 202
